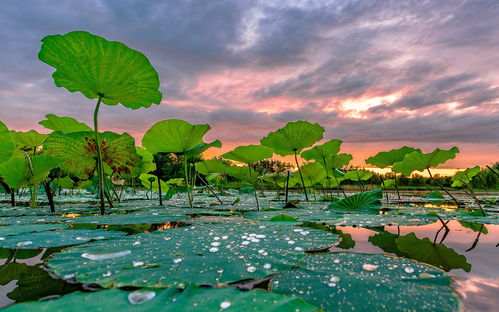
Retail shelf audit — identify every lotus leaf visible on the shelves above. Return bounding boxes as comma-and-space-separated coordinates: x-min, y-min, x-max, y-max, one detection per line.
222, 145, 273, 164
39, 31, 161, 109
392, 147, 459, 176
301, 139, 342, 161
39, 114, 92, 133
343, 170, 373, 181
271, 252, 461, 312
260, 121, 324, 156
0, 121, 15, 164
0, 155, 59, 188
46, 224, 339, 287
451, 166, 481, 187
365, 146, 421, 168
327, 189, 382, 212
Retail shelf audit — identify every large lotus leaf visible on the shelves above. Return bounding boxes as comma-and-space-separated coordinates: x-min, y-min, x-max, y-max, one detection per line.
46, 224, 338, 288
301, 139, 342, 161
243, 208, 341, 222
195, 159, 229, 175
10, 130, 47, 150
328, 214, 435, 227
69, 210, 187, 225
260, 121, 324, 156
222, 145, 273, 164
0, 215, 71, 225
53, 176, 75, 189
324, 153, 352, 169
343, 170, 372, 181
3, 284, 319, 312
39, 114, 92, 133
39, 31, 161, 109
0, 223, 67, 237
0, 229, 125, 249
0, 121, 15, 163
226, 166, 258, 184
142, 119, 211, 154
451, 166, 481, 187
271, 252, 461, 312
135, 147, 156, 174
298, 162, 327, 186
392, 147, 459, 176
365, 146, 421, 168
0, 155, 59, 187
458, 221, 488, 234
139, 173, 169, 193
327, 189, 382, 212
186, 140, 222, 157
396, 233, 471, 272
43, 131, 140, 179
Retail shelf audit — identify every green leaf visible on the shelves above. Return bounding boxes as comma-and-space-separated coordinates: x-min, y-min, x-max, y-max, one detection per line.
301, 139, 343, 161
186, 140, 222, 157
327, 189, 382, 212
139, 173, 169, 193
260, 121, 324, 156
39, 31, 161, 109
458, 221, 488, 234
3, 284, 319, 312
43, 131, 140, 179
381, 178, 395, 188
396, 233, 471, 272
10, 130, 47, 151
46, 224, 338, 288
39, 114, 92, 133
142, 119, 211, 154
0, 155, 59, 187
325, 153, 352, 169
451, 166, 481, 187
298, 162, 327, 186
343, 170, 373, 181
271, 252, 461, 312
368, 231, 410, 257
0, 121, 15, 164
195, 159, 229, 175
421, 191, 445, 199
392, 147, 459, 176
222, 145, 273, 164
269, 214, 298, 222
0, 224, 67, 237
365, 146, 421, 168
136, 147, 156, 174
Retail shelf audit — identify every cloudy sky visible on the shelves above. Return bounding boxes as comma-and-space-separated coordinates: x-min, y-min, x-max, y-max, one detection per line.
1, 0, 498, 167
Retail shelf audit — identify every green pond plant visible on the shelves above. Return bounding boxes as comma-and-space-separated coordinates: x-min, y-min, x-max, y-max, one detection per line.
38, 31, 162, 214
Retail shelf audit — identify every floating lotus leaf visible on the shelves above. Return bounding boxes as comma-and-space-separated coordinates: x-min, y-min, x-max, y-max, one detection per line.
451, 166, 481, 187
243, 209, 340, 222
47, 224, 339, 287
392, 147, 459, 176
142, 119, 211, 154
343, 170, 373, 181
0, 229, 125, 249
222, 145, 273, 164
0, 155, 59, 188
43, 131, 140, 180
3, 284, 319, 312
301, 139, 343, 161
396, 233, 471, 272
39, 114, 92, 133
260, 121, 324, 156
68, 211, 187, 225
458, 214, 499, 225
0, 121, 15, 164
271, 252, 461, 312
0, 224, 67, 237
365, 146, 421, 168
0, 215, 71, 225
327, 189, 382, 213
38, 31, 161, 109
421, 191, 445, 199
327, 213, 435, 227
10, 130, 47, 151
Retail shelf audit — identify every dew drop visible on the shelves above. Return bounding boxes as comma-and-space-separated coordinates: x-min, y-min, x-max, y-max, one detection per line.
258, 249, 266, 254
327, 282, 337, 287
211, 242, 221, 247
329, 276, 340, 283
76, 236, 105, 241
133, 261, 145, 267
16, 241, 33, 247
0, 237, 5, 241
263, 263, 272, 269
242, 241, 250, 245
419, 273, 436, 278
294, 247, 304, 251
102, 271, 112, 277
362, 264, 378, 271
63, 273, 75, 279
209, 247, 219, 252
404, 267, 415, 274
222, 236, 228, 240
173, 258, 183, 264
288, 240, 295, 245
81, 250, 131, 261
247, 266, 256, 273
128, 290, 156, 305
213, 236, 220, 240
256, 234, 266, 239
132, 241, 141, 246
220, 301, 231, 309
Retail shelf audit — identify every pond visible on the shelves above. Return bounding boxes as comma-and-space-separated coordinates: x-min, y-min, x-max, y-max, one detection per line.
0, 191, 498, 311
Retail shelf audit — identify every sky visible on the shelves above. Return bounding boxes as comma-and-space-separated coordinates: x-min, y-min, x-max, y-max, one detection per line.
1, 0, 498, 168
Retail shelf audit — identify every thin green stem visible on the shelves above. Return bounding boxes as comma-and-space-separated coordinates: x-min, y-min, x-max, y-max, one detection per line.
293, 150, 308, 201
427, 168, 460, 209
93, 96, 105, 215
393, 173, 401, 199
183, 153, 193, 208
154, 154, 163, 205
248, 165, 260, 210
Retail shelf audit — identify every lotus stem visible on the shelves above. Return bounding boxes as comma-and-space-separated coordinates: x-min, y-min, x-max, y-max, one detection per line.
93, 96, 106, 215
197, 173, 223, 204
43, 182, 55, 213
154, 154, 163, 205
459, 179, 485, 216
293, 150, 309, 201
183, 152, 193, 208
248, 165, 260, 210
285, 171, 290, 203
393, 174, 401, 199
426, 168, 461, 209
486, 165, 499, 177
